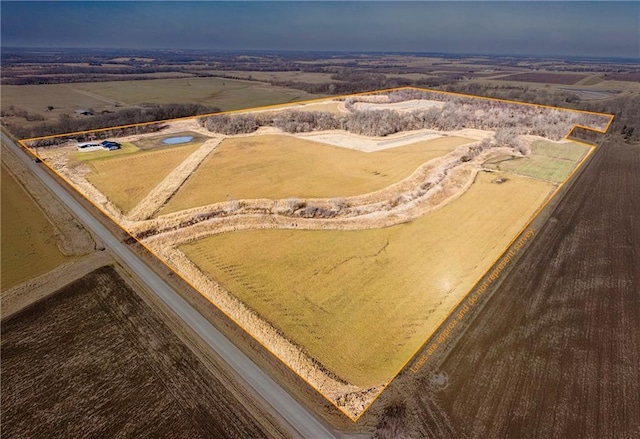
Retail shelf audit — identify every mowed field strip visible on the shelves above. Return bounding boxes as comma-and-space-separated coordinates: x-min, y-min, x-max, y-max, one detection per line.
159, 134, 472, 215
484, 140, 590, 183
180, 172, 554, 388
1, 164, 67, 290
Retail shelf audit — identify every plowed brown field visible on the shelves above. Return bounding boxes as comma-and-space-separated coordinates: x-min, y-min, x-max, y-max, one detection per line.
412, 139, 640, 438
0, 266, 287, 439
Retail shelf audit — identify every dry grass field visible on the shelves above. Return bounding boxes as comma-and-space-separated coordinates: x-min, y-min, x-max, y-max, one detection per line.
1, 83, 111, 124
207, 70, 337, 84
180, 172, 554, 387
159, 134, 472, 215
0, 266, 285, 439
83, 142, 202, 213
290, 101, 344, 114
1, 77, 319, 127
1, 164, 67, 290
493, 72, 588, 85
484, 140, 589, 183
71, 77, 317, 108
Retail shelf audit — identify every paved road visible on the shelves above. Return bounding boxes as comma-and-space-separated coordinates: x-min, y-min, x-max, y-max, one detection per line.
2, 133, 337, 439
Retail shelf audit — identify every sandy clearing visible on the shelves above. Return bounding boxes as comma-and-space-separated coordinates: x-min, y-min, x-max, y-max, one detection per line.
298, 130, 444, 152
296, 128, 493, 152
354, 99, 445, 112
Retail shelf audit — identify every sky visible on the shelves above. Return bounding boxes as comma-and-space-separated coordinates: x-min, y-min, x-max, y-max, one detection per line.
2, 1, 639, 59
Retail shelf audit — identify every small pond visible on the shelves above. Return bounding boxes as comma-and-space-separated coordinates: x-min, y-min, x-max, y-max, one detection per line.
162, 136, 194, 145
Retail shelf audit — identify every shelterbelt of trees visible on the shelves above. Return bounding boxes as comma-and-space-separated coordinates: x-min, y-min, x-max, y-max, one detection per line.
3, 103, 220, 140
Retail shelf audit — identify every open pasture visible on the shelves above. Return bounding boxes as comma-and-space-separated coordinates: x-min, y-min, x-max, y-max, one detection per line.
84, 142, 201, 213
207, 70, 337, 84
159, 134, 472, 215
484, 140, 589, 183
1, 83, 110, 124
180, 172, 554, 387
493, 72, 588, 85
1, 164, 67, 291
70, 77, 317, 109
0, 77, 319, 129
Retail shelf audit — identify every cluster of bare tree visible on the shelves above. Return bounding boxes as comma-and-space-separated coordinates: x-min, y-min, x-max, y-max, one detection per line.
200, 110, 342, 135
202, 91, 606, 141
444, 83, 639, 143
1, 106, 45, 122
273, 111, 341, 133
201, 113, 262, 135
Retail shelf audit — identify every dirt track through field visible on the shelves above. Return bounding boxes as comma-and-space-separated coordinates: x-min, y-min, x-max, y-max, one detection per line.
416, 138, 640, 438
127, 137, 223, 221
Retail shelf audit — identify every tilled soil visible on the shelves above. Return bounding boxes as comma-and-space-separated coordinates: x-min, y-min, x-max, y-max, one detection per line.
1, 266, 288, 439
415, 138, 640, 438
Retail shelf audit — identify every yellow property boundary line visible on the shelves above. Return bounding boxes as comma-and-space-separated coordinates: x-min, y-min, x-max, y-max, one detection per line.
17, 86, 613, 422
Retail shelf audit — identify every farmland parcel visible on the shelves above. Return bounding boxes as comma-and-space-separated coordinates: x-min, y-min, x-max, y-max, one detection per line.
1, 266, 284, 439
1, 164, 67, 290
24, 87, 612, 419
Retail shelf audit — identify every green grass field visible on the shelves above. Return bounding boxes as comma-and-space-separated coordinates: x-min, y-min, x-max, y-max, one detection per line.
159, 134, 473, 215
531, 140, 589, 161
180, 172, 554, 387
484, 140, 589, 183
1, 165, 67, 290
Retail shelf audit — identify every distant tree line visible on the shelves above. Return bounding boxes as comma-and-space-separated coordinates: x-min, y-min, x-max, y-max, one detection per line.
25, 123, 166, 148
267, 74, 455, 96
4, 103, 220, 139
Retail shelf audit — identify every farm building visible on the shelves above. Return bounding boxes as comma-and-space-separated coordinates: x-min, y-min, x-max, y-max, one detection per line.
101, 140, 121, 151
76, 142, 101, 151
76, 140, 121, 151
